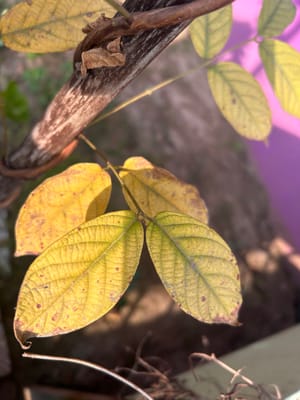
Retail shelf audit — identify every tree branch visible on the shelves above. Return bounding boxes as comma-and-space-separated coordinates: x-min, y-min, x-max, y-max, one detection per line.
0, 0, 234, 207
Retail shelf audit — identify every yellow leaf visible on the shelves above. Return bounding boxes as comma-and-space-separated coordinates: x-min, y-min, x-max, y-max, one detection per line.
120, 157, 208, 224
258, 0, 296, 38
260, 39, 300, 118
146, 212, 241, 325
207, 62, 272, 140
15, 163, 111, 256
14, 210, 143, 349
0, 0, 115, 53
190, 4, 232, 59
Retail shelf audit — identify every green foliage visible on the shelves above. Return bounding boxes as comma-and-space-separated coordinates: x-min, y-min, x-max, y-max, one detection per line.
258, 0, 296, 38
22, 61, 72, 107
0, 80, 29, 122
190, 4, 232, 59
259, 39, 300, 117
189, 0, 299, 139
207, 62, 271, 140
146, 212, 241, 325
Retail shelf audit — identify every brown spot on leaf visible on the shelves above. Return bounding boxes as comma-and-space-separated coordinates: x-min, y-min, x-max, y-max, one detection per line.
201, 296, 206, 302
52, 327, 65, 335
51, 312, 59, 321
36, 303, 41, 309
212, 314, 228, 324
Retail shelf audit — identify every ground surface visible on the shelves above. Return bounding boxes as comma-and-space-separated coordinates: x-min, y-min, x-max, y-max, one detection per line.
1, 10, 300, 399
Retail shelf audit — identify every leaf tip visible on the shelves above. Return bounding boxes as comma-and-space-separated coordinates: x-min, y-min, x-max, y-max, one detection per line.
14, 319, 34, 350
211, 297, 242, 326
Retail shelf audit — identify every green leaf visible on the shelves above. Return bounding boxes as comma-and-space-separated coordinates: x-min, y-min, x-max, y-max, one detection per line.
146, 212, 241, 325
120, 157, 208, 224
260, 39, 300, 118
15, 163, 112, 256
0, 81, 29, 122
14, 210, 144, 349
258, 0, 296, 38
190, 4, 232, 59
207, 62, 271, 140
0, 0, 116, 53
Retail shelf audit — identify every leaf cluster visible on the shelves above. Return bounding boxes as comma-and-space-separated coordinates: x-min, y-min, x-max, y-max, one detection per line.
190, 1, 299, 139
14, 157, 241, 349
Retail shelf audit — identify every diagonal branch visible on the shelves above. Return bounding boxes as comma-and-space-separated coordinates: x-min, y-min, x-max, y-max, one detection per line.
0, 0, 234, 207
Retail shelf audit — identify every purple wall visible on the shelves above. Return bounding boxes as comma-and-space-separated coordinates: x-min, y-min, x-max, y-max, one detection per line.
222, 0, 300, 250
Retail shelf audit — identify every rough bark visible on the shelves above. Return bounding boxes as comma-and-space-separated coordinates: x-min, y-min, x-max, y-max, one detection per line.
0, 0, 232, 206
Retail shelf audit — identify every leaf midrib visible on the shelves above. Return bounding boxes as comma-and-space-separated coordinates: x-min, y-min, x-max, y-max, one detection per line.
151, 216, 232, 315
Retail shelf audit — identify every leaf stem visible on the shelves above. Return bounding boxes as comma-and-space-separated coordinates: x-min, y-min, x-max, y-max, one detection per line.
23, 352, 154, 400
190, 353, 281, 399
79, 133, 147, 219
90, 36, 257, 125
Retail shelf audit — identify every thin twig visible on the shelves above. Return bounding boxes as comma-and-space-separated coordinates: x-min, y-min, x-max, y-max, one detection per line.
190, 353, 255, 388
90, 36, 256, 126
75, 0, 235, 63
79, 133, 149, 220
190, 353, 282, 400
23, 352, 154, 400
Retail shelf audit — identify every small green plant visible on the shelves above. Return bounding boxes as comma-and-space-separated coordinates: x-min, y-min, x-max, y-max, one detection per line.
0, 80, 29, 122
22, 61, 72, 107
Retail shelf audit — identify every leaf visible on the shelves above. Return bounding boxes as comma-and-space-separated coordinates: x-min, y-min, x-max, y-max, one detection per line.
207, 62, 271, 140
146, 212, 241, 325
120, 157, 208, 224
259, 39, 300, 118
190, 4, 232, 59
0, 0, 115, 53
14, 210, 143, 349
258, 0, 296, 38
15, 163, 111, 256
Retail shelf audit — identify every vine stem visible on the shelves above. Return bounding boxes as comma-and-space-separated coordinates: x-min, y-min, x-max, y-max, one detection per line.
91, 37, 256, 125
79, 133, 147, 219
23, 352, 154, 400
190, 352, 255, 386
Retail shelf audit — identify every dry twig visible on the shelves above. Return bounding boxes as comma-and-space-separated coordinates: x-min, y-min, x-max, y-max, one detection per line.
190, 353, 282, 400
